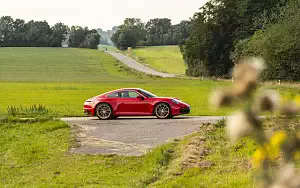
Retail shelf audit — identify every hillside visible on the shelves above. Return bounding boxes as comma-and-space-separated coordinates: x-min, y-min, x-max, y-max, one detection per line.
129, 46, 186, 75
0, 48, 138, 83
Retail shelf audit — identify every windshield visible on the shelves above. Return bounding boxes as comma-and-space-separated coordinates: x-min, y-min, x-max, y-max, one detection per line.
138, 89, 157, 98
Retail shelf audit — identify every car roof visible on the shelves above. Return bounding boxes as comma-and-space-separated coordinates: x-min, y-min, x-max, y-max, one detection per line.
112, 88, 142, 92
101, 88, 141, 96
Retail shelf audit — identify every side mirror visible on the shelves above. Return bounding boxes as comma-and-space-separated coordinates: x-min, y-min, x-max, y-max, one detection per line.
137, 95, 144, 100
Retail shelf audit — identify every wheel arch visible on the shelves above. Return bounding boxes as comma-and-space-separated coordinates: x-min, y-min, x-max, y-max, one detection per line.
94, 102, 114, 116
152, 102, 172, 116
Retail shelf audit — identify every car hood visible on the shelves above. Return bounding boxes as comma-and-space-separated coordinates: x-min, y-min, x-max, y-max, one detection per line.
155, 97, 189, 105
155, 97, 179, 100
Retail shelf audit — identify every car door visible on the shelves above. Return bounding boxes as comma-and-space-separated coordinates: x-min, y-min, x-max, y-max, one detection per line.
106, 91, 126, 115
119, 90, 150, 115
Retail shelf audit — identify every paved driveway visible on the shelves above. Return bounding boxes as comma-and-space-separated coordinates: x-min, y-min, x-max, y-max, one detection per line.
63, 116, 225, 156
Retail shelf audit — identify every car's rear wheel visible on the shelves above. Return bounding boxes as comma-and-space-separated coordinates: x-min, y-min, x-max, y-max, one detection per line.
154, 103, 171, 119
96, 103, 113, 120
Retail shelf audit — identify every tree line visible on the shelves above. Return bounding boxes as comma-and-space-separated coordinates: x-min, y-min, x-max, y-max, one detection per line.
181, 0, 300, 81
0, 16, 100, 49
111, 18, 190, 50
111, 0, 300, 81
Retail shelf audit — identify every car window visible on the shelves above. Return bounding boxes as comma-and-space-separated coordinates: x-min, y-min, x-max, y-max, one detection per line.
138, 89, 156, 98
120, 91, 139, 98
107, 92, 121, 98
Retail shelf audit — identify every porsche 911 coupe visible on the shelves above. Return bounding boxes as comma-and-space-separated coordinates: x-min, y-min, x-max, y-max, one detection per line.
84, 88, 190, 120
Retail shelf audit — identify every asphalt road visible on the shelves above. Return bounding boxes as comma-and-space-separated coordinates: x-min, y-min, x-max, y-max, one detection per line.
63, 116, 225, 156
106, 51, 176, 78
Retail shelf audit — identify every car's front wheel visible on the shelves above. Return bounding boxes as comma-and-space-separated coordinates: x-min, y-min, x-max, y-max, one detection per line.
154, 103, 171, 119
96, 103, 113, 120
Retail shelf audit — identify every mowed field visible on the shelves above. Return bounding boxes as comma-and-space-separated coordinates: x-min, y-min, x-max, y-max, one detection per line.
0, 47, 232, 116
0, 47, 137, 83
131, 46, 186, 75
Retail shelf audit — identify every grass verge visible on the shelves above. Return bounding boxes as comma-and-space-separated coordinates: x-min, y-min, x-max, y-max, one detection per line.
0, 117, 177, 187
149, 118, 300, 187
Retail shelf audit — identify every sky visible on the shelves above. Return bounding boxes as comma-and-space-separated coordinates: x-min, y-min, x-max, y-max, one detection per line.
0, 0, 208, 31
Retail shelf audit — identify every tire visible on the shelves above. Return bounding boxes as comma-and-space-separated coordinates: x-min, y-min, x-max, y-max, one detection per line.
95, 103, 113, 120
154, 103, 171, 119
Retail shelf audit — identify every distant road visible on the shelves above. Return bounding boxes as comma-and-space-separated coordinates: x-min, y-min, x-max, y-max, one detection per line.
106, 51, 176, 78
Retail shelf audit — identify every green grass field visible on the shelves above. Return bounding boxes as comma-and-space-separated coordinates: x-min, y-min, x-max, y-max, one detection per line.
1, 47, 300, 187
0, 47, 233, 116
1, 48, 299, 116
0, 81, 234, 116
0, 47, 137, 83
129, 46, 186, 75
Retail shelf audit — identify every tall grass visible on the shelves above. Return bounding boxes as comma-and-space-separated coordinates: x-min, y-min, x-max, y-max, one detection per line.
7, 105, 48, 117
1, 105, 54, 124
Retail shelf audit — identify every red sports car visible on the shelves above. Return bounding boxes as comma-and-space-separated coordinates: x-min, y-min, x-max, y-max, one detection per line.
84, 88, 190, 120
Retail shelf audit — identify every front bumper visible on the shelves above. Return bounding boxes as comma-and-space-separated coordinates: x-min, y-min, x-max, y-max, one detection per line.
171, 104, 191, 116
180, 107, 191, 114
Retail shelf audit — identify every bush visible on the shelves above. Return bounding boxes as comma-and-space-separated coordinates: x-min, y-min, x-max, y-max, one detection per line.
233, 1, 300, 81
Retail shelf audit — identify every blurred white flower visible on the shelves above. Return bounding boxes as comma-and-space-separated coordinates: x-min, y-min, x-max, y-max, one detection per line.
270, 163, 300, 188
232, 79, 257, 97
233, 57, 265, 82
226, 111, 254, 141
249, 57, 265, 74
232, 57, 265, 97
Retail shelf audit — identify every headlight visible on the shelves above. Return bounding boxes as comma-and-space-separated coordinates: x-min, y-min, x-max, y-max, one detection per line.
171, 99, 180, 104
85, 100, 95, 107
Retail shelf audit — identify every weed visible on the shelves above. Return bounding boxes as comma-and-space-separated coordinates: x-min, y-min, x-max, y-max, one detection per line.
7, 105, 48, 117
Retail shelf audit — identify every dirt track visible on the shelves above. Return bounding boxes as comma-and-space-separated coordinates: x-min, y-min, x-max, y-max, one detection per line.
106, 51, 176, 78
63, 116, 225, 156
